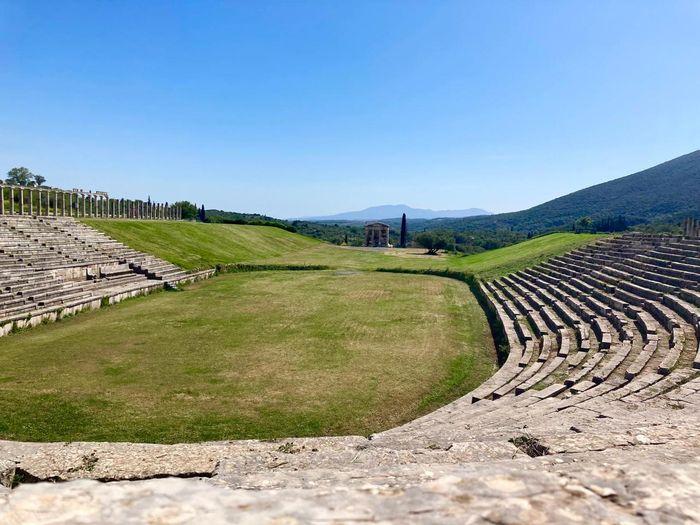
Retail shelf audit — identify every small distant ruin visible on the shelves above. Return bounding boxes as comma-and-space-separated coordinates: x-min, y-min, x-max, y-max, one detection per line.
364, 222, 389, 247
683, 217, 700, 238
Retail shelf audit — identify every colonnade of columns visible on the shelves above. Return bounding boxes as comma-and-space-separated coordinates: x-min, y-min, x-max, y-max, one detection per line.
0, 185, 182, 220
683, 217, 700, 238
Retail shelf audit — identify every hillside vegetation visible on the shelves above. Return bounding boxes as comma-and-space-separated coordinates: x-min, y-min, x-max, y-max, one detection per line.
423, 149, 700, 233
82, 219, 319, 270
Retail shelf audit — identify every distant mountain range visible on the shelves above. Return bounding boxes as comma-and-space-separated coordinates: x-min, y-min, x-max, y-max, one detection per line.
430, 149, 700, 233
293, 204, 491, 222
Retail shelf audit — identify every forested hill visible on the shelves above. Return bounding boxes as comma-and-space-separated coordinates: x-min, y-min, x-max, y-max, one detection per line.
433, 149, 700, 234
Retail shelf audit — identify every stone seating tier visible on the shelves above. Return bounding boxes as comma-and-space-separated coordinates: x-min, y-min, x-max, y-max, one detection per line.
480, 232, 699, 405
0, 216, 213, 333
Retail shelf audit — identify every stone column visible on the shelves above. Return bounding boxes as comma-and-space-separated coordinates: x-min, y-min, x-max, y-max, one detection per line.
29, 189, 34, 215
69, 193, 73, 217
53, 191, 58, 216
19, 188, 24, 215
0, 186, 4, 215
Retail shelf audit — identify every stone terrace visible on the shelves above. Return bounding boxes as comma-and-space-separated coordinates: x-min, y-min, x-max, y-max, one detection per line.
0, 216, 212, 335
1, 233, 700, 523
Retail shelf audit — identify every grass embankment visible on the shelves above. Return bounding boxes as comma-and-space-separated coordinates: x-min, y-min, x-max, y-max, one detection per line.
261, 232, 604, 278
0, 270, 495, 443
81, 219, 319, 270
84, 219, 603, 279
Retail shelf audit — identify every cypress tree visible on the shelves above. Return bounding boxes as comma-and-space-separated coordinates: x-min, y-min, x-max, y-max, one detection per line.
399, 213, 407, 248
199, 205, 206, 222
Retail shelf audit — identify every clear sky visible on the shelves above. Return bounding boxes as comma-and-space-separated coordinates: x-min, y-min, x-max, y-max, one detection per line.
1, 1, 699, 218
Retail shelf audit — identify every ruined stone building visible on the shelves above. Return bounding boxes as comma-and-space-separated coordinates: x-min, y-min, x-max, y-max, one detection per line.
364, 222, 389, 247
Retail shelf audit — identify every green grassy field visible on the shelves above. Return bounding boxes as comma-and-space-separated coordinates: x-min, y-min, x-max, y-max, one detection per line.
1, 221, 602, 443
0, 270, 496, 443
84, 219, 603, 278
82, 219, 320, 270
260, 232, 603, 278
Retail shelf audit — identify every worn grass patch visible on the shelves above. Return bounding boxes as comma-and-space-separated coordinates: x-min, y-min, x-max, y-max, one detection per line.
0, 270, 496, 443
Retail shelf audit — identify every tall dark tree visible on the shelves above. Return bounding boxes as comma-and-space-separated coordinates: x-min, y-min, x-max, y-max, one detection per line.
199, 204, 206, 222
399, 213, 408, 248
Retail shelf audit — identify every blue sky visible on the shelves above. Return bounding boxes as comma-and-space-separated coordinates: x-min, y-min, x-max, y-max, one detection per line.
1, 1, 699, 218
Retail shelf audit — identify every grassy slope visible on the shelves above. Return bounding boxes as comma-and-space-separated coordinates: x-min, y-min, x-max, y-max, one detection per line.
84, 219, 603, 279
0, 271, 495, 443
450, 232, 604, 279
262, 232, 604, 278
81, 219, 319, 270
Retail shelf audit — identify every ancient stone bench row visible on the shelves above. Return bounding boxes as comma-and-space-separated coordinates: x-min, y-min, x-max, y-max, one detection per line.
0, 217, 212, 330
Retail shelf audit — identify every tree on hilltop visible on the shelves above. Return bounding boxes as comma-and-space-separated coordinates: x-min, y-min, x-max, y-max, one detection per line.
174, 201, 198, 220
6, 167, 46, 187
414, 231, 452, 255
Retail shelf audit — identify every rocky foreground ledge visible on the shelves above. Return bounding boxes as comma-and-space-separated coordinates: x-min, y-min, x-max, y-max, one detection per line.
1, 386, 699, 524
